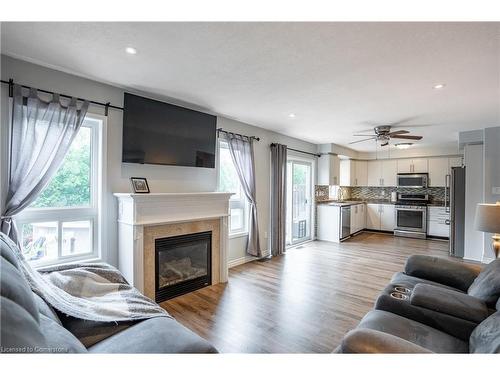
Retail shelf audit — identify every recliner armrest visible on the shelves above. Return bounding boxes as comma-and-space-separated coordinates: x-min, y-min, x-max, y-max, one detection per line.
410, 283, 489, 323
405, 255, 482, 291
338, 328, 432, 353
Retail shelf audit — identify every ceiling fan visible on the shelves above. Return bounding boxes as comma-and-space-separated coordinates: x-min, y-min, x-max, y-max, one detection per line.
349, 125, 423, 147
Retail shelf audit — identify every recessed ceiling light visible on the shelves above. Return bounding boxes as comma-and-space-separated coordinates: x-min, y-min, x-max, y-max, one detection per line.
288, 113, 296, 118
125, 47, 138, 55
433, 83, 446, 89
395, 143, 413, 149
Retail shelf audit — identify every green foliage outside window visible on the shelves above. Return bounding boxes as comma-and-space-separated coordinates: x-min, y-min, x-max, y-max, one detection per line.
31, 127, 91, 208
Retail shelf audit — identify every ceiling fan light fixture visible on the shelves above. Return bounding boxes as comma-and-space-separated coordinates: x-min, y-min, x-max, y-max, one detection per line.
395, 143, 413, 149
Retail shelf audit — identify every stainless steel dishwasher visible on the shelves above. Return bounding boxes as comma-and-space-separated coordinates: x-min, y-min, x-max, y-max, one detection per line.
340, 206, 351, 240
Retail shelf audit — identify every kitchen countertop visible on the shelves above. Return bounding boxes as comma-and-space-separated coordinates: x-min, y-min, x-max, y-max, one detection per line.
316, 199, 447, 207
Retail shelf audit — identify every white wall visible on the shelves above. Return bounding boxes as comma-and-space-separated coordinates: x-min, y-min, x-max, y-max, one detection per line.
0, 55, 317, 265
464, 144, 484, 262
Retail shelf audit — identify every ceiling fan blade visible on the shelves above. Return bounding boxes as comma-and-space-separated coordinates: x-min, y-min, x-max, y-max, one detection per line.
353, 134, 376, 136
388, 130, 409, 136
349, 137, 376, 144
391, 135, 423, 140
390, 124, 433, 129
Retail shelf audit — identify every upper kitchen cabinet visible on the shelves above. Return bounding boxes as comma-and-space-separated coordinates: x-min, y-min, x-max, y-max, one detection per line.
367, 159, 397, 186
340, 159, 367, 186
318, 154, 340, 186
397, 158, 428, 173
428, 156, 464, 187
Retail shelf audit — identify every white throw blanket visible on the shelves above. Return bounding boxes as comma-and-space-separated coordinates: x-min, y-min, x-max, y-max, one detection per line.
2, 233, 170, 322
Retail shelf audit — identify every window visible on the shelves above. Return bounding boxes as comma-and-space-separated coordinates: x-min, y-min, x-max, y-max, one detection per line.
218, 140, 249, 235
16, 115, 105, 266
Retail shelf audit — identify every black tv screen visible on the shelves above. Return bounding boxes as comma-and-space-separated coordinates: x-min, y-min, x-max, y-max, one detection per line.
122, 93, 216, 168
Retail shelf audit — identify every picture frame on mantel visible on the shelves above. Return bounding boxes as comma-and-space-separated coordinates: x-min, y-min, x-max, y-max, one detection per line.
130, 177, 150, 193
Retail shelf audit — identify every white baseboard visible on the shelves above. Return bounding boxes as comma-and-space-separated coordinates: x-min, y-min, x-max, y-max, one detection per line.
228, 255, 256, 268
482, 257, 495, 264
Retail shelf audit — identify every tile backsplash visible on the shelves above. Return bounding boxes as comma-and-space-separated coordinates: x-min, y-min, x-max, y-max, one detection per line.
315, 185, 445, 202
350, 186, 445, 202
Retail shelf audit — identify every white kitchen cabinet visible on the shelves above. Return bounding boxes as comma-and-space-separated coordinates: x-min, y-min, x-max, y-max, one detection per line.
428, 156, 463, 187
355, 161, 368, 186
367, 160, 382, 187
427, 206, 450, 237
449, 157, 463, 169
340, 160, 368, 187
366, 203, 394, 231
317, 204, 341, 242
380, 204, 395, 231
318, 154, 340, 186
381, 160, 398, 186
397, 158, 428, 173
367, 160, 397, 187
428, 157, 449, 187
349, 203, 366, 234
366, 203, 381, 230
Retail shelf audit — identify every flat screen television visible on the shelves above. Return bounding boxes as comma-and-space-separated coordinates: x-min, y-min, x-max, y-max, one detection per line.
122, 93, 217, 168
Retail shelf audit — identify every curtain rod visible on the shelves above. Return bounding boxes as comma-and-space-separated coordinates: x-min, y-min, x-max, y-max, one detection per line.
217, 128, 260, 141
271, 143, 321, 157
1, 78, 124, 115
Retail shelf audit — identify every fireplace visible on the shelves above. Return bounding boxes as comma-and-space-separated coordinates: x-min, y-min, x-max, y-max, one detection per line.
155, 231, 212, 302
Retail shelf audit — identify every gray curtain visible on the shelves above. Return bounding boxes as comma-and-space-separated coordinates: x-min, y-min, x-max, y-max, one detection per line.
0, 85, 89, 245
270, 143, 287, 256
223, 132, 261, 257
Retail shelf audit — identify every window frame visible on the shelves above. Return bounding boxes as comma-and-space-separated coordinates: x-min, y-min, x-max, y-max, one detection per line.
14, 113, 107, 267
217, 138, 249, 238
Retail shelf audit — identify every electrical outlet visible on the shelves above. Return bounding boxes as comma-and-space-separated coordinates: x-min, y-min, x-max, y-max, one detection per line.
264, 231, 268, 239
492, 187, 500, 195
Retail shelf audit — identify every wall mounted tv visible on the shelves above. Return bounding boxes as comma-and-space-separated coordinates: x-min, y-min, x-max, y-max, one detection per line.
122, 93, 217, 168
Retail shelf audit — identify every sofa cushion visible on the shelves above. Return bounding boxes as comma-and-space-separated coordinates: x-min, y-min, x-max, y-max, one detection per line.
469, 311, 500, 353
38, 315, 87, 353
88, 317, 218, 353
467, 259, 500, 307
404, 255, 482, 291
357, 310, 469, 353
391, 272, 462, 292
0, 296, 47, 353
375, 284, 478, 341
0, 256, 39, 323
411, 283, 489, 323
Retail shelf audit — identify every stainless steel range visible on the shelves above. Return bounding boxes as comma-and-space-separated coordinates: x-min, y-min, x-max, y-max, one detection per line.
394, 193, 429, 239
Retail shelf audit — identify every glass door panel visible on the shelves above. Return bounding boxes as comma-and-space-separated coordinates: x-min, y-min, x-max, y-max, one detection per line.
286, 159, 313, 246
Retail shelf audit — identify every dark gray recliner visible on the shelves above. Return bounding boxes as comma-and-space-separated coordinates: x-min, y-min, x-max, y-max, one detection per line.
0, 234, 218, 354
335, 255, 500, 353
373, 256, 500, 341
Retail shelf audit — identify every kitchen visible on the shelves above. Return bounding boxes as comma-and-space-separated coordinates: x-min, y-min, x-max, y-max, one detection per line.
316, 153, 464, 256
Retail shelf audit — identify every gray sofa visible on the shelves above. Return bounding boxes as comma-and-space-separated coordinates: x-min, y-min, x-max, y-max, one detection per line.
0, 235, 218, 354
336, 255, 500, 353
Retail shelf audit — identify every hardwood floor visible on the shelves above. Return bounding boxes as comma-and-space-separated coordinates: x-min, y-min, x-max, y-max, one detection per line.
161, 232, 450, 353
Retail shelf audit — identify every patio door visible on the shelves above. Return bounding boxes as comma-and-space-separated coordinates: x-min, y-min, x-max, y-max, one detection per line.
286, 158, 313, 246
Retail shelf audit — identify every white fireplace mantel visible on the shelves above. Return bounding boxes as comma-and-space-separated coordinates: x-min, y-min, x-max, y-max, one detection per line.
114, 192, 233, 296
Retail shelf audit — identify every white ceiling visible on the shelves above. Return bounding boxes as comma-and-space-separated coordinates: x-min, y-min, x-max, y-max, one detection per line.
1, 22, 499, 151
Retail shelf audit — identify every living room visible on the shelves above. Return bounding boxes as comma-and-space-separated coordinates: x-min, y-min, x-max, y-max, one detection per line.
1, 1, 499, 374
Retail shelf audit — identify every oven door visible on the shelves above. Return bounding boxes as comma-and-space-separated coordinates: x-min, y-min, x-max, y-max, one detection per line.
395, 207, 427, 233
397, 174, 428, 188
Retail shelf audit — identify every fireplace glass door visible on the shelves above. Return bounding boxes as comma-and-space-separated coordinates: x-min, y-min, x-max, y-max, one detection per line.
155, 231, 212, 302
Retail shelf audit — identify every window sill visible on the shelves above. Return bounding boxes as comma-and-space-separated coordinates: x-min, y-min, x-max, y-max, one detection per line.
33, 255, 103, 271
229, 231, 249, 240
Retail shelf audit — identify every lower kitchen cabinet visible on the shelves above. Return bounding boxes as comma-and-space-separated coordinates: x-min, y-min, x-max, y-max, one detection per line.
427, 206, 450, 237
350, 203, 366, 234
366, 203, 394, 231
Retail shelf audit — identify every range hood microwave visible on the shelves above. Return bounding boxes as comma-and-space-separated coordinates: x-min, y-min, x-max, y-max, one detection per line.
397, 173, 428, 188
